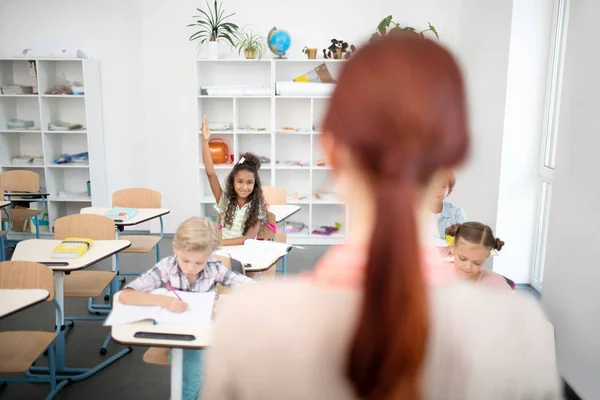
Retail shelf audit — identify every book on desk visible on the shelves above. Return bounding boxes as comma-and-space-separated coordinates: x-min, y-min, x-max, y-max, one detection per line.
105, 207, 139, 222
52, 237, 93, 259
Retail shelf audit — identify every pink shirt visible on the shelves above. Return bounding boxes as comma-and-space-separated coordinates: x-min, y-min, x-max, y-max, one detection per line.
474, 267, 513, 292
310, 244, 456, 288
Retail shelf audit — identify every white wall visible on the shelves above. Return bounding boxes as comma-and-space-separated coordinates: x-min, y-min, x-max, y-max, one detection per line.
0, 0, 516, 234
494, 0, 554, 283
450, 0, 514, 241
542, 1, 600, 397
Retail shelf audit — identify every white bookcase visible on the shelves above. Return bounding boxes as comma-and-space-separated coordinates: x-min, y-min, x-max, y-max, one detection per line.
196, 59, 348, 245
0, 58, 107, 232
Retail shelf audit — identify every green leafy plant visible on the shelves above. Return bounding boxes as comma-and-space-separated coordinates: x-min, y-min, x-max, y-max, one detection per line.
188, 0, 239, 46
234, 28, 266, 59
302, 46, 309, 55
370, 15, 439, 41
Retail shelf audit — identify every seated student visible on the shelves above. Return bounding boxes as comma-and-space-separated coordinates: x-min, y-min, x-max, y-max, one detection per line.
119, 217, 254, 400
201, 116, 268, 246
429, 170, 467, 239
445, 222, 512, 291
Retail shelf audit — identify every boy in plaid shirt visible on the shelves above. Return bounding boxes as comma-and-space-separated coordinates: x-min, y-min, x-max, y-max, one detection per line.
120, 217, 254, 400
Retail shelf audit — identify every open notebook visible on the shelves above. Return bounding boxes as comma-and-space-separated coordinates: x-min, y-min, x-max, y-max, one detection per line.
104, 288, 215, 326
215, 239, 293, 267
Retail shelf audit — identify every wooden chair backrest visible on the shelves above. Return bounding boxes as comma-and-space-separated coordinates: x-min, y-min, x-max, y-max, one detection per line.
0, 261, 55, 300
54, 214, 116, 240
0, 170, 39, 193
257, 212, 276, 240
112, 188, 161, 208
262, 186, 286, 205
212, 254, 237, 295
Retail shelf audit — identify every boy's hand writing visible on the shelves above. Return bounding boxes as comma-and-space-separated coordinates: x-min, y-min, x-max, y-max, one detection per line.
202, 115, 211, 141
161, 296, 189, 313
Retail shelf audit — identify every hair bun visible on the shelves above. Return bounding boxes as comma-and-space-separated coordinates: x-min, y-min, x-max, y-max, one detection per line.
239, 152, 261, 170
495, 238, 505, 251
445, 223, 461, 237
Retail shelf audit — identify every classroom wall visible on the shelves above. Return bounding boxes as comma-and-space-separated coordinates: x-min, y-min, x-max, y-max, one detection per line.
0, 0, 516, 239
542, 1, 600, 397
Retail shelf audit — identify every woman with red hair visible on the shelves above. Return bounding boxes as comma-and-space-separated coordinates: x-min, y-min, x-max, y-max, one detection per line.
203, 36, 560, 399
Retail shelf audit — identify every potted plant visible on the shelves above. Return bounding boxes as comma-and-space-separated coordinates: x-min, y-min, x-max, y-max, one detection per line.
302, 46, 317, 59
235, 28, 266, 59
188, 0, 239, 59
323, 39, 356, 60
370, 15, 439, 41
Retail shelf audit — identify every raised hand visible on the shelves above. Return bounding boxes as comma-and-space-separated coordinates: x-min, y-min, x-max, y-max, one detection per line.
202, 115, 211, 141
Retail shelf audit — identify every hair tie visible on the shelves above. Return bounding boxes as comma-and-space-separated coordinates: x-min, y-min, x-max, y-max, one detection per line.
238, 157, 246, 164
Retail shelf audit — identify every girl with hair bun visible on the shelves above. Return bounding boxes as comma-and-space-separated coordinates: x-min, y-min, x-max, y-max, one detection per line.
201, 116, 267, 246
445, 222, 512, 291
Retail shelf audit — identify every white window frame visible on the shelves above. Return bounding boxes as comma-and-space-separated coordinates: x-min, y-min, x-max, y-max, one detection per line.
532, 0, 569, 292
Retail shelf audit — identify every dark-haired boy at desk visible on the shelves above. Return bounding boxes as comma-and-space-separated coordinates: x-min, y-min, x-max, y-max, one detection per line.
119, 217, 254, 400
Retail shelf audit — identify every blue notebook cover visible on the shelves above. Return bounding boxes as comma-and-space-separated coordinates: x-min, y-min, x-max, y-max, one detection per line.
105, 207, 139, 221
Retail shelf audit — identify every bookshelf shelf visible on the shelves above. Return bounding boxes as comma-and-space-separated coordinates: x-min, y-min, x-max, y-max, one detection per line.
0, 58, 107, 231
196, 59, 347, 244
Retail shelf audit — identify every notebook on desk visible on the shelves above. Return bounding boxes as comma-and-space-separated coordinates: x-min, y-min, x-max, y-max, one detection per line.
216, 239, 294, 268
104, 289, 215, 326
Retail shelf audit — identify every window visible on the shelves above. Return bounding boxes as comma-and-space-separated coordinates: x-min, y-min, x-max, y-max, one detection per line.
532, 0, 569, 291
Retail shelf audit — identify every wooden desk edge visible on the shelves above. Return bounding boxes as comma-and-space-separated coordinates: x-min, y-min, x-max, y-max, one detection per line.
113, 209, 171, 226
244, 254, 286, 273
111, 333, 209, 350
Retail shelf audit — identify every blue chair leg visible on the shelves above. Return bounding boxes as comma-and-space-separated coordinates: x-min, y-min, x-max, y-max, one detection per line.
156, 244, 161, 262
34, 216, 40, 239
0, 236, 5, 262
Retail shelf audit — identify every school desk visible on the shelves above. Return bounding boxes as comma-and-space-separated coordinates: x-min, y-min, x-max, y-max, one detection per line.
0, 200, 10, 209
0, 289, 49, 319
213, 246, 286, 273
11, 239, 131, 382
111, 291, 211, 400
80, 207, 170, 227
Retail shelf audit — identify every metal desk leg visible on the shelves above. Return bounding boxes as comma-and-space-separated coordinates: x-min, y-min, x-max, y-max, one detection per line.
171, 348, 184, 400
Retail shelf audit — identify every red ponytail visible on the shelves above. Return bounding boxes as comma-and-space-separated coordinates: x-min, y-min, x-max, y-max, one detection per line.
323, 36, 469, 399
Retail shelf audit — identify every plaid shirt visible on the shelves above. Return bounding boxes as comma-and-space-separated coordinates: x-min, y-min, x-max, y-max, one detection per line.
125, 255, 254, 293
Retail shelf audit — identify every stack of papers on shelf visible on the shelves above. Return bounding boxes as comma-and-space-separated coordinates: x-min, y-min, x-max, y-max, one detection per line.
200, 85, 270, 96
275, 82, 335, 96
7, 118, 35, 130
52, 237, 93, 259
48, 121, 84, 131
105, 207, 139, 222
0, 85, 34, 95
104, 289, 216, 326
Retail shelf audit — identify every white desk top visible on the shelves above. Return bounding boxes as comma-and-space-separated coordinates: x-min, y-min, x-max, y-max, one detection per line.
268, 205, 300, 223
12, 239, 131, 271
80, 207, 170, 226
0, 200, 9, 209
0, 289, 49, 319
214, 245, 284, 272
110, 293, 211, 349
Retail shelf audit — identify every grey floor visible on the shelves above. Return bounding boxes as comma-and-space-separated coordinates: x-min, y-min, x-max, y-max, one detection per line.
0, 238, 540, 400
0, 238, 328, 400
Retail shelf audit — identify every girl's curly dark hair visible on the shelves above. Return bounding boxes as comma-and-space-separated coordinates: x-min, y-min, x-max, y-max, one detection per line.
222, 153, 267, 235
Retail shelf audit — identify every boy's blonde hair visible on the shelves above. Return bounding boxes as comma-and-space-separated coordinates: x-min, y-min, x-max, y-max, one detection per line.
173, 217, 220, 253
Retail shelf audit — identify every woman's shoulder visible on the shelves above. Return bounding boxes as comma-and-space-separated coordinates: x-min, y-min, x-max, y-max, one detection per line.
425, 283, 560, 398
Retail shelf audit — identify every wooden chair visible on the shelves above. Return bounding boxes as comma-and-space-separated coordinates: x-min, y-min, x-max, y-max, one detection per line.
262, 186, 287, 205
0, 170, 47, 239
0, 261, 69, 398
112, 188, 164, 264
54, 214, 119, 355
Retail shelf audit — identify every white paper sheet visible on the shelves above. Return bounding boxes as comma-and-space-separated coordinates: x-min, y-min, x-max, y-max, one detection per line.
104, 289, 215, 326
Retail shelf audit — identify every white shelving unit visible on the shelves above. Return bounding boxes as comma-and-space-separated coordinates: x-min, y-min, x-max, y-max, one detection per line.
0, 58, 107, 232
196, 59, 347, 245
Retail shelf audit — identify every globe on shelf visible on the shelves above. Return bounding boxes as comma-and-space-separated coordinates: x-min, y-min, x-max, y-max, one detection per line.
268, 27, 291, 59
